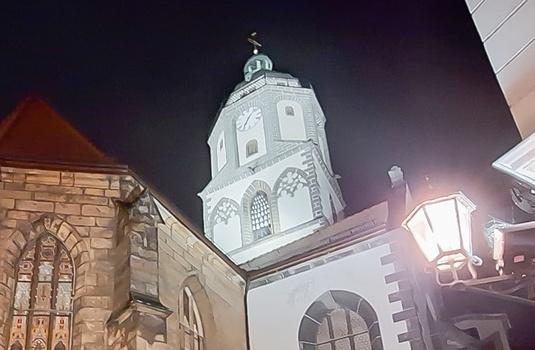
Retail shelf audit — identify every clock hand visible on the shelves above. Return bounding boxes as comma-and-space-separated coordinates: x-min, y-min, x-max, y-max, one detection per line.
244, 112, 253, 128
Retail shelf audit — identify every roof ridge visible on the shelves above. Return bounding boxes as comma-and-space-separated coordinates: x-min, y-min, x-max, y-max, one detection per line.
0, 96, 117, 166
0, 97, 31, 140
35, 96, 111, 161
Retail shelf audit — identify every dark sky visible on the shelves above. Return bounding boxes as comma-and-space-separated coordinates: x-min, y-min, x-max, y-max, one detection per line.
0, 1, 521, 226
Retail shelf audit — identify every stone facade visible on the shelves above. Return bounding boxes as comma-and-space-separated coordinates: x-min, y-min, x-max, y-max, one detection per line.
0, 165, 247, 350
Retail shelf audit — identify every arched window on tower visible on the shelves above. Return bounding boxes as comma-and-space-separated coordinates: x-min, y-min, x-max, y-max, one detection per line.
298, 290, 383, 350
246, 139, 258, 158
180, 287, 204, 350
8, 234, 74, 350
250, 191, 273, 240
285, 105, 295, 116
277, 100, 306, 140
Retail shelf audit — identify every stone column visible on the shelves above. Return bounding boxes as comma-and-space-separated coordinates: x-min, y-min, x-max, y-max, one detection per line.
106, 181, 171, 350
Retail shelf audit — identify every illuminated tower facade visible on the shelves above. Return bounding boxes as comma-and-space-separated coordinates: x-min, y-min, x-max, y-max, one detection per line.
199, 49, 345, 264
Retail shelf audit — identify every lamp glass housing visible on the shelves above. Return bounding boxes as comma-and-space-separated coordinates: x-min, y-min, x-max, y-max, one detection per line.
403, 192, 476, 271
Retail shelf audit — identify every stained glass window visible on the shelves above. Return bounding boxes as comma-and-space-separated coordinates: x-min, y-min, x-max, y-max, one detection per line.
250, 191, 272, 240
8, 234, 74, 350
180, 287, 204, 350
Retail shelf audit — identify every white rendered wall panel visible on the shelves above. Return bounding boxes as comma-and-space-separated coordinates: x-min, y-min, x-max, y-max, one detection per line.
483, 0, 535, 72
466, 0, 484, 13
511, 87, 535, 138
278, 187, 313, 231
497, 37, 535, 106
472, 0, 525, 40
466, 0, 535, 138
247, 244, 409, 350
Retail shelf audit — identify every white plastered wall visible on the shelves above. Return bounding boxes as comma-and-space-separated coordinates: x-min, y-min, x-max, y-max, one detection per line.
206, 151, 321, 263
247, 242, 409, 350
466, 0, 535, 138
277, 100, 307, 141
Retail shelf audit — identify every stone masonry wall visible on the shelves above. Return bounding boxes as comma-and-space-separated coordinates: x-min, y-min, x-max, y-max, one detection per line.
154, 200, 247, 350
0, 166, 128, 350
0, 165, 248, 350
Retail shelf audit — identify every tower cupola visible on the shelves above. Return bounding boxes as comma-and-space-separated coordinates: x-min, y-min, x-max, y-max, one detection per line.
243, 54, 273, 82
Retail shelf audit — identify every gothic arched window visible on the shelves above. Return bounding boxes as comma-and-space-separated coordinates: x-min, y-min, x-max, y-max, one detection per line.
8, 234, 74, 350
298, 291, 383, 350
246, 139, 258, 158
250, 191, 272, 240
180, 287, 204, 350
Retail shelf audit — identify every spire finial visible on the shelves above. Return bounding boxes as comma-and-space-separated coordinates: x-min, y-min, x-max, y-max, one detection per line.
247, 32, 262, 55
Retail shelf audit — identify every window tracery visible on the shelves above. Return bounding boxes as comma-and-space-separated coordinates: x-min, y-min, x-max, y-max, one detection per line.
250, 191, 272, 240
8, 234, 74, 350
180, 287, 204, 350
276, 170, 308, 197
213, 199, 239, 225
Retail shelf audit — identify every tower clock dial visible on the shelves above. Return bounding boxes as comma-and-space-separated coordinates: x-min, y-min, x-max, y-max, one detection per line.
236, 106, 262, 131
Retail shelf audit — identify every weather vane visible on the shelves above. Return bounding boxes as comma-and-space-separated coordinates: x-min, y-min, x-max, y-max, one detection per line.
247, 32, 262, 55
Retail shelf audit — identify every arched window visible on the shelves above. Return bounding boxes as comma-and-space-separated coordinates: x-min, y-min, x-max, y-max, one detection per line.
277, 100, 306, 141
216, 132, 227, 171
250, 191, 272, 240
246, 139, 258, 158
8, 234, 74, 350
299, 291, 383, 350
180, 287, 204, 350
285, 105, 295, 116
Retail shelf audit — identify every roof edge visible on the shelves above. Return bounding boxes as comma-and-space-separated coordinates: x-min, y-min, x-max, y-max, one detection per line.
0, 158, 129, 175
127, 170, 247, 279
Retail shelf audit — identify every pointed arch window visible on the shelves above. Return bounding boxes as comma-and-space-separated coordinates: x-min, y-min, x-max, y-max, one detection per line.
180, 287, 204, 350
250, 191, 272, 240
246, 139, 258, 158
8, 234, 74, 350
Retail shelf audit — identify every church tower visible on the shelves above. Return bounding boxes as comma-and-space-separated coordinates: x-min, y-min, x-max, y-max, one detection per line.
199, 44, 345, 264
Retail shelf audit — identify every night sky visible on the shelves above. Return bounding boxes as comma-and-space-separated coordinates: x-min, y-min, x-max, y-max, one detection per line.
0, 1, 521, 226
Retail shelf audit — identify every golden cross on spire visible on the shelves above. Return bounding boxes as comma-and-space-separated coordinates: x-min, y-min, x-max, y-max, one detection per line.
247, 32, 262, 55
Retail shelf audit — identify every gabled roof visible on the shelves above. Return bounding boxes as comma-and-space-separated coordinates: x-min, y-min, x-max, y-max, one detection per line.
0, 96, 117, 168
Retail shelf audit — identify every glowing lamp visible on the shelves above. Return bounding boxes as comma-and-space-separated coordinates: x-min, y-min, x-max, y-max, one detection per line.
403, 193, 476, 274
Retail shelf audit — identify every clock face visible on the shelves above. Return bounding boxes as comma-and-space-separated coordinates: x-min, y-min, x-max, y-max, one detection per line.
236, 106, 262, 131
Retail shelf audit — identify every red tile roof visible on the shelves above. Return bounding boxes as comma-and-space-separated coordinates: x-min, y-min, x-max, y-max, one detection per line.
0, 96, 116, 167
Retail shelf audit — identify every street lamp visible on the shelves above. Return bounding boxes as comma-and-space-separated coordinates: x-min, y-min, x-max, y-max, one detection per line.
402, 192, 480, 285
403, 192, 535, 300
402, 192, 533, 349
